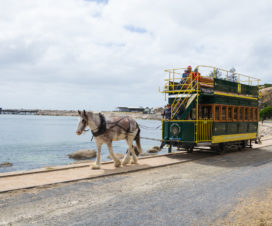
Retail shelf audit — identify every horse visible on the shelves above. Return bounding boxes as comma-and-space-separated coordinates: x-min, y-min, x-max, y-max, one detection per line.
76, 110, 143, 169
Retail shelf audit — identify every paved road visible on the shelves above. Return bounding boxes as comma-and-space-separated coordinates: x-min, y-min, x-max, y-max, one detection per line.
1, 147, 272, 225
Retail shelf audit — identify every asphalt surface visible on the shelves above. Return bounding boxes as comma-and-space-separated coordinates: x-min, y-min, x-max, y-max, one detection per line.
1, 147, 272, 225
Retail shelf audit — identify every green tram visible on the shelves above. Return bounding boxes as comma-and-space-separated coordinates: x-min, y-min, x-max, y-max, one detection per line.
160, 65, 261, 153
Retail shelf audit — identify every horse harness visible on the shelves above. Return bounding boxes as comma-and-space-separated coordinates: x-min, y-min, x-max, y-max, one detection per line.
91, 113, 133, 137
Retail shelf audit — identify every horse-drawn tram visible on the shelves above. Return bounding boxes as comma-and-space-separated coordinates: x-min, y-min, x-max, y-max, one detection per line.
160, 65, 261, 153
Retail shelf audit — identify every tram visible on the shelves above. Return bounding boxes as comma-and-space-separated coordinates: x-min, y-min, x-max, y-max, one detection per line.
160, 65, 261, 153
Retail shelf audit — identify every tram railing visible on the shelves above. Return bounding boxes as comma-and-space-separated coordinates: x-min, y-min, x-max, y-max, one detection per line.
195, 120, 213, 142
171, 75, 198, 120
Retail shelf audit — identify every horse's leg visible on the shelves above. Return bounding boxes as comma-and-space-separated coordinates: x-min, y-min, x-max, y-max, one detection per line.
135, 128, 143, 154
122, 147, 131, 166
92, 142, 102, 169
127, 136, 138, 164
107, 142, 121, 167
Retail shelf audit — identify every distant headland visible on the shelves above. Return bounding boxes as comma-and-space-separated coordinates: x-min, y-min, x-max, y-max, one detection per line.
0, 108, 162, 120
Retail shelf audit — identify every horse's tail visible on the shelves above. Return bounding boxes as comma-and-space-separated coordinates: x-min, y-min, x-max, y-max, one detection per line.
134, 122, 143, 155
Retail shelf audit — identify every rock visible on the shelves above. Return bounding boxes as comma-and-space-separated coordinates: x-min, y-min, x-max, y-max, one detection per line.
147, 146, 161, 153
68, 149, 96, 160
139, 152, 157, 156
107, 153, 124, 160
0, 162, 13, 168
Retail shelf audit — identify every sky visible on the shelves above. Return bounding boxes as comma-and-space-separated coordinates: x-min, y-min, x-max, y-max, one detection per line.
0, 0, 272, 111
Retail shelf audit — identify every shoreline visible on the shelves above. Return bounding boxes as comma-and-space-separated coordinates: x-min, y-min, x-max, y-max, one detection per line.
36, 110, 162, 120
0, 110, 162, 120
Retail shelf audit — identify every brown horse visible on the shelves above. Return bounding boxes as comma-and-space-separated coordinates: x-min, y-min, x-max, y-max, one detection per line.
76, 110, 143, 169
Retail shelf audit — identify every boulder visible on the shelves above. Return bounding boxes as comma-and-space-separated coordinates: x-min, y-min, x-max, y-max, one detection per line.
0, 162, 13, 168
139, 152, 157, 156
147, 146, 161, 153
107, 153, 124, 160
68, 149, 96, 160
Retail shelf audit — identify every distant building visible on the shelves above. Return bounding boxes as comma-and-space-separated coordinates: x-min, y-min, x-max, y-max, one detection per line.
0, 108, 2, 114
116, 107, 145, 113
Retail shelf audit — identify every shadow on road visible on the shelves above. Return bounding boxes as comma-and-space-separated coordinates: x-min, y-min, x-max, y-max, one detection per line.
193, 147, 272, 168
164, 147, 272, 168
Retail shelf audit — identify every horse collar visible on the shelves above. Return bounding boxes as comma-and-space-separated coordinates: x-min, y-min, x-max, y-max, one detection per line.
92, 113, 107, 137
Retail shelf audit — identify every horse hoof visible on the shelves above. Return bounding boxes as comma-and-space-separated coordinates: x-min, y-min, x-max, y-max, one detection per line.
131, 160, 138, 164
114, 160, 121, 167
122, 157, 131, 166
122, 160, 129, 166
91, 164, 101, 169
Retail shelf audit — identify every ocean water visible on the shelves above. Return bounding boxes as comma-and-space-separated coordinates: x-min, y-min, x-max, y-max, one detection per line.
0, 114, 162, 173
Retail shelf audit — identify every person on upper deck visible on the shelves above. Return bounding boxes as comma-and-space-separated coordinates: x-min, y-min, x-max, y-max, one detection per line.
192, 68, 201, 87
180, 66, 192, 87
182, 66, 192, 78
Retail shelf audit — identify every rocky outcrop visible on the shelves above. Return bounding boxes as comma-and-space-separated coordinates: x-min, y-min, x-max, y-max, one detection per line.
35, 110, 162, 120
147, 146, 161, 153
260, 87, 272, 108
0, 162, 13, 167
68, 149, 96, 160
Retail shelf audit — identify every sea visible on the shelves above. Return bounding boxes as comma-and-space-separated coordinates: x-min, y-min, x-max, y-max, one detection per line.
0, 114, 162, 173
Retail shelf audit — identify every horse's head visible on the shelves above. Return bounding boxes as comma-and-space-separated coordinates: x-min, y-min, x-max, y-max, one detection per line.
76, 110, 88, 135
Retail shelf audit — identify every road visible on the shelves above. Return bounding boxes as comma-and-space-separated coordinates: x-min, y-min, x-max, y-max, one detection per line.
1, 146, 272, 225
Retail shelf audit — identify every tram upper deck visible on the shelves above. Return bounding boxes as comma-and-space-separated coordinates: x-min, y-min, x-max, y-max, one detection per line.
160, 65, 261, 98
160, 66, 261, 145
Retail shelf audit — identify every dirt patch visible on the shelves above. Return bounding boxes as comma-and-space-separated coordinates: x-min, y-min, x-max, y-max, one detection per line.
217, 189, 272, 225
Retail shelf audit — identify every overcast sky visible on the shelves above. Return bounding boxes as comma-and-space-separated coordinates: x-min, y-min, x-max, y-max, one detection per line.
0, 0, 271, 111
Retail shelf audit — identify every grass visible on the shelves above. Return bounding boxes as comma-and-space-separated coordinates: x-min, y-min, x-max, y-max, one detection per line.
217, 189, 272, 225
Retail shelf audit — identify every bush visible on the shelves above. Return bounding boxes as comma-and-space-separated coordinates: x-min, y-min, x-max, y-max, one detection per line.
260, 106, 272, 120
263, 83, 272, 88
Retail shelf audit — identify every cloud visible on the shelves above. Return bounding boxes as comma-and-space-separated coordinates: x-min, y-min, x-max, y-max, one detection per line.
0, 0, 271, 110
124, 25, 147, 33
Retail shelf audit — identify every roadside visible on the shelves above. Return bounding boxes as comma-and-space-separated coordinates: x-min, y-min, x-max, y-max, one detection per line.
1, 146, 272, 225
217, 188, 272, 225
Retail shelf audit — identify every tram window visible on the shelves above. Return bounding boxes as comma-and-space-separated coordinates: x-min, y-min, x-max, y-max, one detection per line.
249, 108, 253, 121
245, 108, 248, 120
239, 107, 243, 121
204, 107, 209, 119
191, 107, 196, 120
215, 106, 220, 120
228, 107, 233, 121
199, 105, 212, 119
254, 108, 258, 121
222, 106, 226, 121
199, 106, 203, 119
234, 107, 238, 120
207, 106, 212, 119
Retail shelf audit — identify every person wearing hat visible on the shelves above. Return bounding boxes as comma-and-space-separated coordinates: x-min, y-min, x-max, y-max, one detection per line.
162, 104, 171, 120
180, 65, 193, 85
182, 66, 192, 78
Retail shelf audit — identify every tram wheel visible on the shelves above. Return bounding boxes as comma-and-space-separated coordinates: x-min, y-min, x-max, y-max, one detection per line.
183, 144, 194, 153
215, 143, 225, 155
186, 148, 193, 153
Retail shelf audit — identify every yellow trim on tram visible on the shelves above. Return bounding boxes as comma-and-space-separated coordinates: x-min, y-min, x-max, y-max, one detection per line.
212, 133, 257, 143
214, 91, 258, 100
